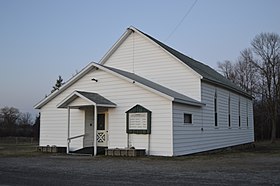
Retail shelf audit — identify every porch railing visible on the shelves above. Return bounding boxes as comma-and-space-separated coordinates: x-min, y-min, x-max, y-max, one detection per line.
67, 134, 85, 154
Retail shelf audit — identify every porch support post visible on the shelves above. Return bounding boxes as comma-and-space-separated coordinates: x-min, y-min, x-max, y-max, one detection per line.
93, 104, 97, 156
67, 106, 70, 154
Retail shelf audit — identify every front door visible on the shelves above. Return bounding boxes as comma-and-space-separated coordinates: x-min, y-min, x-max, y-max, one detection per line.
84, 108, 94, 147
96, 113, 108, 147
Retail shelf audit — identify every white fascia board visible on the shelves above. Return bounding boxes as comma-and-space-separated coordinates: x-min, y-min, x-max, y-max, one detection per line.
130, 26, 203, 80
99, 28, 134, 65
92, 63, 174, 102
56, 91, 78, 108
34, 63, 96, 109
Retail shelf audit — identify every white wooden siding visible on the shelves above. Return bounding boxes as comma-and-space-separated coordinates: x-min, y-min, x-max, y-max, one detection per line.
172, 82, 254, 156
104, 32, 201, 101
40, 68, 173, 156
40, 107, 84, 151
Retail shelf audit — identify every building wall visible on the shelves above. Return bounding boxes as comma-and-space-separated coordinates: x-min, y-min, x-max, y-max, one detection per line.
40, 68, 173, 156
172, 82, 254, 156
40, 102, 84, 151
104, 32, 202, 101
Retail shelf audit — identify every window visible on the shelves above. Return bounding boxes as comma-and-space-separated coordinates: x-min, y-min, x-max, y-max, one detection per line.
184, 113, 192, 124
246, 101, 249, 127
214, 90, 218, 127
238, 98, 241, 128
228, 94, 231, 128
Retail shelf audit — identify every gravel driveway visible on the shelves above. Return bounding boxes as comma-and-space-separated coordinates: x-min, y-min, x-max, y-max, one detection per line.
0, 152, 279, 186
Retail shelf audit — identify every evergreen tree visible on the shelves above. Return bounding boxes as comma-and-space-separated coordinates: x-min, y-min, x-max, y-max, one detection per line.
51, 75, 64, 93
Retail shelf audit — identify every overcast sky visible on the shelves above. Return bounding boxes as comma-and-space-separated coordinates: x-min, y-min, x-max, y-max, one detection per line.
0, 0, 279, 118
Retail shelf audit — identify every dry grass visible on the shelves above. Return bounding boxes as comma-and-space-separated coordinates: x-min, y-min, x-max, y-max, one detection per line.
1, 138, 280, 158
0, 137, 39, 157
253, 140, 280, 154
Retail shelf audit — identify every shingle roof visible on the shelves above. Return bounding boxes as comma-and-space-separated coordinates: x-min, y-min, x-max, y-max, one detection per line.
35, 27, 251, 110
100, 64, 204, 107
136, 29, 251, 98
76, 91, 116, 106
57, 91, 116, 108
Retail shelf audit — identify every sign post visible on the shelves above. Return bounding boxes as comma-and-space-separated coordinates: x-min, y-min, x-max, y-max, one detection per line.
126, 105, 152, 151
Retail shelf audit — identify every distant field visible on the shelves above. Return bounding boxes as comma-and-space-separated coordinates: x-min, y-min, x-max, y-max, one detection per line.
0, 137, 38, 156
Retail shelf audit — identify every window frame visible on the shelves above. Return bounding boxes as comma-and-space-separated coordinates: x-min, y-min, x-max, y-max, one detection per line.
214, 90, 218, 127
184, 113, 193, 124
246, 100, 249, 128
238, 97, 241, 128
228, 94, 231, 128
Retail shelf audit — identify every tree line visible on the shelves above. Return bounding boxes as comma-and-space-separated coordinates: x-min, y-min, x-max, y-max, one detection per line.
0, 76, 63, 139
0, 106, 40, 139
218, 32, 280, 142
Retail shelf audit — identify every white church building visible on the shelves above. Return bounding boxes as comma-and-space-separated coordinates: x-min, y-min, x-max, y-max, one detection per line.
34, 26, 254, 156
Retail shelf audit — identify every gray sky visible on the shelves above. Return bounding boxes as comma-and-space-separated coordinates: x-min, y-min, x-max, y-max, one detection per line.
0, 0, 279, 118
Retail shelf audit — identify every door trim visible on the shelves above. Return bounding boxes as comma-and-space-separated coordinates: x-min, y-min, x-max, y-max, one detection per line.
96, 112, 108, 147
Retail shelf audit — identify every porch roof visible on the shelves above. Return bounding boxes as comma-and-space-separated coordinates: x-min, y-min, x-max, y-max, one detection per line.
57, 91, 117, 108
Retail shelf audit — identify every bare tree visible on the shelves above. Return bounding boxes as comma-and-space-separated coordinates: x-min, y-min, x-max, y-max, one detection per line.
217, 50, 259, 97
218, 33, 280, 141
217, 60, 237, 82
0, 107, 20, 136
236, 48, 260, 95
0, 107, 20, 126
250, 32, 280, 142
18, 112, 33, 126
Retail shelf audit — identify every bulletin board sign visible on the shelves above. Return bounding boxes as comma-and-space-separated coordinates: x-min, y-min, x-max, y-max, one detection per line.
126, 105, 151, 134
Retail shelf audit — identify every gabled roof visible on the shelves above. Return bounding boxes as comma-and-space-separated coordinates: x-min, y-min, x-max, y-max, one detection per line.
57, 91, 116, 108
35, 62, 204, 109
77, 91, 116, 106
100, 26, 250, 98
57, 91, 117, 108
97, 64, 204, 107
133, 27, 251, 98
34, 26, 251, 109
